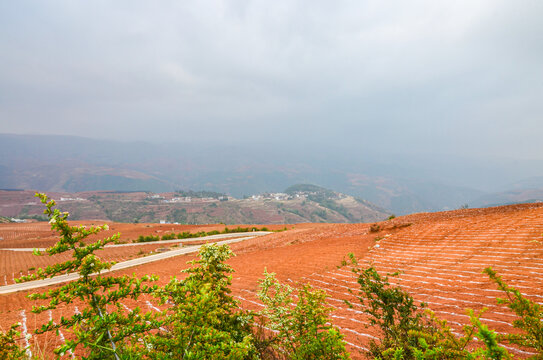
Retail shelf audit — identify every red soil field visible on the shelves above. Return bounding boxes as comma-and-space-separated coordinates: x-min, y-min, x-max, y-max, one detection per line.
0, 204, 542, 358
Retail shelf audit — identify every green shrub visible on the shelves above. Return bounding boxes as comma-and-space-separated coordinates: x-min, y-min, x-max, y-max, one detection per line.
345, 257, 426, 359
149, 244, 256, 359
484, 267, 543, 354
161, 233, 176, 240
0, 324, 26, 360
18, 193, 161, 359
345, 255, 515, 359
134, 234, 160, 243
257, 270, 350, 359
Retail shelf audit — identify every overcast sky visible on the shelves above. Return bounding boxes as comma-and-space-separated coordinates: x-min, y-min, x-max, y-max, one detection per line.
1, 1, 542, 160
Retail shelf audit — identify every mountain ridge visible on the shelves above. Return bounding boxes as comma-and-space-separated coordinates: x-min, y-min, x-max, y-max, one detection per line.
3, 133, 542, 214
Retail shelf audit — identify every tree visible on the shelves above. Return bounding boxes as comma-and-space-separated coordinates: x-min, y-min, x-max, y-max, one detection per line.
18, 193, 161, 359
149, 243, 256, 359
257, 270, 350, 360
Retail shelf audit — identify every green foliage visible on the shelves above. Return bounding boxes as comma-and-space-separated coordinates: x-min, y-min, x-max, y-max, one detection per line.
312, 210, 328, 220
370, 224, 381, 233
133, 226, 274, 243
168, 208, 188, 224
467, 309, 512, 360
407, 308, 513, 360
387, 214, 396, 220
484, 267, 543, 357
408, 309, 476, 359
223, 226, 268, 234
161, 233, 176, 240
150, 243, 256, 359
0, 324, 26, 360
346, 255, 514, 359
134, 235, 160, 243
19, 193, 161, 359
172, 227, 271, 241
346, 256, 426, 359
257, 270, 350, 360
176, 231, 207, 239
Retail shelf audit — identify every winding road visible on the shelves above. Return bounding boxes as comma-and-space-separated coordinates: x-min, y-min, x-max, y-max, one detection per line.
0, 232, 271, 294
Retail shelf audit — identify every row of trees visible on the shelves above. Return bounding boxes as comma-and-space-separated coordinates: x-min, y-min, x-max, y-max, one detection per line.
1, 193, 542, 359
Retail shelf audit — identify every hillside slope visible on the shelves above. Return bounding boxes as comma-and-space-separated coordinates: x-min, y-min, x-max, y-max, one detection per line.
223, 203, 543, 357
0, 188, 389, 224
0, 203, 541, 358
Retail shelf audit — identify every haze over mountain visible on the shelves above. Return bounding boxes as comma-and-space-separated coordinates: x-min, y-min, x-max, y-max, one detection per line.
2, 134, 542, 214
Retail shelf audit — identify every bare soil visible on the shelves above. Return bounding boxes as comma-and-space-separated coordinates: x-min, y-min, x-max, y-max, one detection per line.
1, 203, 542, 358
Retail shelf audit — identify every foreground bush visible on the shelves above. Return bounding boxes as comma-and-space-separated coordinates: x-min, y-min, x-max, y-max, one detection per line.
17, 194, 162, 359
345, 253, 541, 359
484, 267, 543, 357
0, 324, 26, 360
258, 270, 350, 359
149, 244, 257, 359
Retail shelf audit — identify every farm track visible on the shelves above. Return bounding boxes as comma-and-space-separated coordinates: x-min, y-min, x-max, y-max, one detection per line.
0, 233, 271, 287
0, 203, 542, 358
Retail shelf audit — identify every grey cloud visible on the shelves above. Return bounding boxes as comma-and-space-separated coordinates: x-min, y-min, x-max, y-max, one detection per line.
0, 0, 542, 160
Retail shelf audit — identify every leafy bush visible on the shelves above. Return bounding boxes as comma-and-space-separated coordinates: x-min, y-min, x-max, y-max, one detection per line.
369, 223, 381, 233
484, 267, 543, 354
18, 193, 161, 359
173, 227, 271, 240
149, 243, 256, 359
345, 256, 427, 359
345, 254, 520, 359
134, 234, 160, 243
0, 324, 26, 360
161, 232, 176, 240
176, 231, 207, 239
257, 270, 350, 360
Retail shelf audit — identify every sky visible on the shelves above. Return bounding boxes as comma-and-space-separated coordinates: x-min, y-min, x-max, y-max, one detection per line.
1, 1, 542, 160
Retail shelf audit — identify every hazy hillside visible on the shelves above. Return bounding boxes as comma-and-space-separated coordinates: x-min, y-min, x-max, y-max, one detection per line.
3, 134, 542, 214
0, 186, 389, 224
471, 189, 543, 208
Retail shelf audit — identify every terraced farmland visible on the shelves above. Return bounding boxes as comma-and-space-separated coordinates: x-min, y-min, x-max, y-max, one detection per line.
0, 203, 541, 358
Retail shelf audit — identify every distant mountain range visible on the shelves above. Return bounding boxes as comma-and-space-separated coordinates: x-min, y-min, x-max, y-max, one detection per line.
469, 177, 543, 208
1, 133, 542, 214
0, 185, 389, 224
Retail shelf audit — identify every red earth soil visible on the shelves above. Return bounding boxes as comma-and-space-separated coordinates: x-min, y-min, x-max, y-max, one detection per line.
0, 221, 288, 286
0, 204, 542, 358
